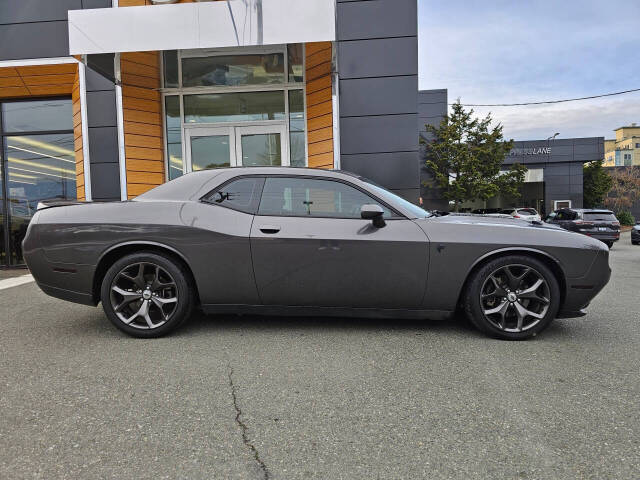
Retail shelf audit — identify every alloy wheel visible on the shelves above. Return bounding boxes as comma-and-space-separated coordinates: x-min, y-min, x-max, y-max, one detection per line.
109, 262, 179, 329
480, 264, 550, 333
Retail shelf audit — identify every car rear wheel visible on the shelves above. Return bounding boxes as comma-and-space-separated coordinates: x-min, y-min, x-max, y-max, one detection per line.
100, 252, 194, 338
463, 255, 560, 340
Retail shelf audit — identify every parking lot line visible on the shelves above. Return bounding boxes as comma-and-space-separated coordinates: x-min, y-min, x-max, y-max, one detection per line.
0, 274, 34, 291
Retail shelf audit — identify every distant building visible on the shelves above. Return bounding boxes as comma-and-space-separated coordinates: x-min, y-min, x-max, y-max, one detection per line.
603, 124, 640, 167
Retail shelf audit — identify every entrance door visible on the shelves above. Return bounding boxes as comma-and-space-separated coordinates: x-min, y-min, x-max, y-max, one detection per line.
236, 125, 288, 167
184, 124, 287, 174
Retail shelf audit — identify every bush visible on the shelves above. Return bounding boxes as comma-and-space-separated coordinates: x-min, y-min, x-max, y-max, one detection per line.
615, 210, 635, 226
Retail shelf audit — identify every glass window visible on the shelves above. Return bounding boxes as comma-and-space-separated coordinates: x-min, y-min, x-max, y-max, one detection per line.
583, 212, 617, 222
241, 134, 281, 166
2, 99, 73, 133
258, 177, 393, 218
184, 91, 285, 124
4, 133, 76, 265
288, 90, 306, 167
182, 53, 285, 87
164, 96, 183, 180
163, 50, 179, 88
190, 135, 231, 171
203, 177, 261, 214
287, 44, 304, 83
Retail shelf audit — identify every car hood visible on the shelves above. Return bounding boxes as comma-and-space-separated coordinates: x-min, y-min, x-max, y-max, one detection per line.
428, 214, 562, 231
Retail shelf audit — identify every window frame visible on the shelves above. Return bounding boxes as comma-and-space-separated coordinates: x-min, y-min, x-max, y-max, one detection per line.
0, 97, 75, 267
160, 45, 308, 181
200, 174, 406, 219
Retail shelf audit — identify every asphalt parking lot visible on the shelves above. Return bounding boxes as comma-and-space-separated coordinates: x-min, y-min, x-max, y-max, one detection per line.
1, 232, 639, 480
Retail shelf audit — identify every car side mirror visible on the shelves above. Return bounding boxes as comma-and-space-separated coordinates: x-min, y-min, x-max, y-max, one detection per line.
361, 204, 386, 228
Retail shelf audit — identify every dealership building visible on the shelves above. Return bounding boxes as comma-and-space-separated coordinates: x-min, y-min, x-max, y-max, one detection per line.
0, 0, 604, 267
418, 89, 605, 214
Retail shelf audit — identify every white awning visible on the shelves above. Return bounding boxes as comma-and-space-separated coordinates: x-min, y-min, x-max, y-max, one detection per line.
68, 0, 336, 55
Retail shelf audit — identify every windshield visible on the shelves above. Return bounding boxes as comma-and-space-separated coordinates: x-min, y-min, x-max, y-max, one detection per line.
360, 179, 429, 218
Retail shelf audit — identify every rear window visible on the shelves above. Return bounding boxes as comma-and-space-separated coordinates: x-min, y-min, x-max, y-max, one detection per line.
583, 212, 617, 222
517, 208, 537, 215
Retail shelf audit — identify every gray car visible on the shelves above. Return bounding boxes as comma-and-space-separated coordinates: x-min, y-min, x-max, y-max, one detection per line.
23, 167, 611, 340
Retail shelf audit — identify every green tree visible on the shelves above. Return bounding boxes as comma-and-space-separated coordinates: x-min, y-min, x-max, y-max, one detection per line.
583, 159, 612, 208
422, 101, 525, 211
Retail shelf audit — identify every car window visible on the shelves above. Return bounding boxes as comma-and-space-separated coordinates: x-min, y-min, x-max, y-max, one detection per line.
202, 177, 262, 214
518, 208, 537, 215
258, 177, 395, 218
500, 209, 515, 214
583, 212, 617, 222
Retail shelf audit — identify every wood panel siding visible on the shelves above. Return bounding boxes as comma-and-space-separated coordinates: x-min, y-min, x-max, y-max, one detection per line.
0, 63, 76, 99
72, 69, 85, 201
120, 51, 164, 199
305, 42, 334, 169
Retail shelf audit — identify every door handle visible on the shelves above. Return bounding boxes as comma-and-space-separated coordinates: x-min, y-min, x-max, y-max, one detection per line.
259, 225, 281, 234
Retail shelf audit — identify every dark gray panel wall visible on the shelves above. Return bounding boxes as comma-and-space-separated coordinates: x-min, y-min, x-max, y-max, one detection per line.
0, 0, 110, 61
418, 89, 448, 210
85, 55, 121, 202
337, 0, 420, 201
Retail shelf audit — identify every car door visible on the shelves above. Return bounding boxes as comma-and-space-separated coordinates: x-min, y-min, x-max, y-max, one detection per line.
249, 176, 429, 309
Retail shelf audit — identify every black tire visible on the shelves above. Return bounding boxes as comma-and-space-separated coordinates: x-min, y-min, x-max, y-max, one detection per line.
100, 251, 194, 338
604, 241, 614, 249
463, 255, 560, 340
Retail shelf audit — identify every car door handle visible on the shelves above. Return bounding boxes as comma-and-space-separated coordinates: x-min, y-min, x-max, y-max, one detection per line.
259, 225, 281, 234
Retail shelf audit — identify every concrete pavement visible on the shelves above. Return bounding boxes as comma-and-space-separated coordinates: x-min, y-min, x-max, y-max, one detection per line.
1, 233, 639, 479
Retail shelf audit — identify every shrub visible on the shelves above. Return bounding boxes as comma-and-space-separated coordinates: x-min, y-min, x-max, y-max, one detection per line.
615, 210, 635, 226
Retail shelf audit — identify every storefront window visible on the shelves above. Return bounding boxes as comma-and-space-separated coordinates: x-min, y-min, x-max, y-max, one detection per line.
184, 91, 285, 124
288, 90, 306, 167
182, 53, 285, 87
164, 96, 183, 180
288, 44, 304, 83
0, 99, 75, 265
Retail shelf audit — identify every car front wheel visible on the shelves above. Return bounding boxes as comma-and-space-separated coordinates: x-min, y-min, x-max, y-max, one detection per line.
463, 255, 560, 340
100, 252, 194, 338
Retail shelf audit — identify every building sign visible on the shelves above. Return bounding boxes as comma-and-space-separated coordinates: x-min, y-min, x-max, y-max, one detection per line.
509, 147, 551, 156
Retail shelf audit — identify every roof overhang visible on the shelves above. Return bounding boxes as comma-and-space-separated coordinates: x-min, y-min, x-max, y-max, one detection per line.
68, 0, 336, 55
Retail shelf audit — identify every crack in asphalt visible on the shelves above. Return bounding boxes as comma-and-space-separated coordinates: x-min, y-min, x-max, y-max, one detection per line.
228, 365, 271, 480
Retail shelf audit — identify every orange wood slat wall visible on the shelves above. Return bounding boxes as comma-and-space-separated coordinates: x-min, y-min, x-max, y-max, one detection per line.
0, 63, 84, 199
120, 51, 164, 198
72, 71, 85, 201
305, 42, 334, 169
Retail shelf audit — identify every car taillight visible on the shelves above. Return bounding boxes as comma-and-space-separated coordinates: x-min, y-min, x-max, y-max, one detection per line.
513, 215, 521, 218
612, 221, 620, 227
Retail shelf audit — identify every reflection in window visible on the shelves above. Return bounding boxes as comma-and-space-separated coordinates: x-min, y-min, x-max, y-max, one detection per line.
182, 54, 284, 87
4, 133, 76, 265
164, 96, 183, 180
184, 91, 285, 124
287, 44, 304, 83
288, 90, 306, 167
258, 177, 392, 218
163, 50, 179, 88
190, 135, 231, 171
2, 99, 73, 133
204, 177, 260, 214
241, 134, 281, 166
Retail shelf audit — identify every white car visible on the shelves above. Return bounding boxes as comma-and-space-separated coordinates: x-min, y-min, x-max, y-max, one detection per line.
500, 208, 542, 222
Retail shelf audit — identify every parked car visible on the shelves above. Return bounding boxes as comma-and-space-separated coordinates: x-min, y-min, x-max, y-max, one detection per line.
545, 208, 620, 248
500, 207, 542, 222
632, 222, 640, 245
23, 167, 611, 341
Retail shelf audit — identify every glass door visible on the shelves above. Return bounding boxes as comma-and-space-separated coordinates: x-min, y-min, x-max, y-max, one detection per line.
184, 124, 288, 174
184, 127, 235, 173
235, 125, 288, 167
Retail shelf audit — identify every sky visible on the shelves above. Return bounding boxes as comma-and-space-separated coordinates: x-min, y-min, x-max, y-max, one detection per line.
418, 0, 640, 141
